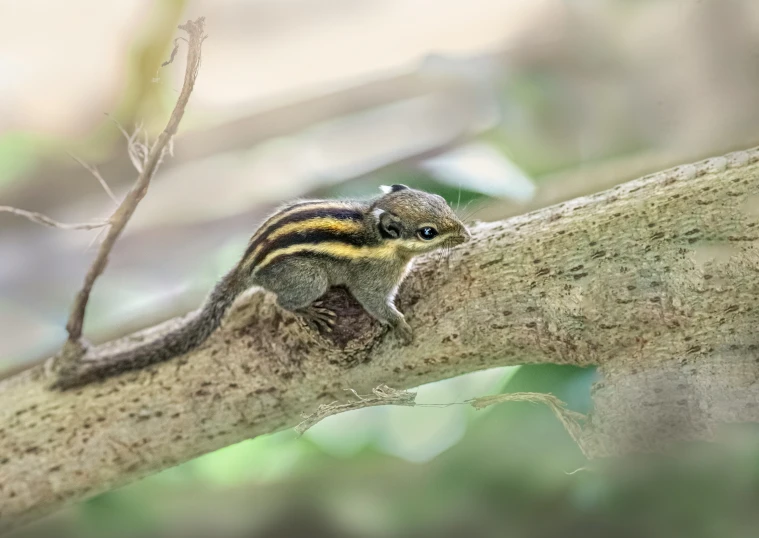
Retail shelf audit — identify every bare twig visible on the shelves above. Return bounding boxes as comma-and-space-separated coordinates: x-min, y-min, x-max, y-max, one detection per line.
295, 385, 417, 434
67, 153, 119, 205
468, 392, 589, 457
0, 205, 109, 230
295, 385, 588, 457
61, 17, 207, 353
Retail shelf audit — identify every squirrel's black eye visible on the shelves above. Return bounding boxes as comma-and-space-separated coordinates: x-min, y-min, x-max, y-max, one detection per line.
417, 227, 438, 240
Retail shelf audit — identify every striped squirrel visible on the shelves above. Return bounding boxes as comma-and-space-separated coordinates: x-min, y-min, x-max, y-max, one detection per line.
53, 184, 470, 389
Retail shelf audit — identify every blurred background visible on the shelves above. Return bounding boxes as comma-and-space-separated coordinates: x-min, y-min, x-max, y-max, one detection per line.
3, 0, 759, 536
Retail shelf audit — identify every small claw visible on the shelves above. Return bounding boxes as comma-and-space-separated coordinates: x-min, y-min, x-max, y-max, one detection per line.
298, 304, 338, 334
312, 306, 337, 320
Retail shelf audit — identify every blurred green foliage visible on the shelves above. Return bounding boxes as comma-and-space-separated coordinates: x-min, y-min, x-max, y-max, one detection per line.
0, 134, 40, 187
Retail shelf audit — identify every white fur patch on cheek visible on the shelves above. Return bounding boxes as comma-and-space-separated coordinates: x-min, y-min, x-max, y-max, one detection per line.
401, 260, 415, 279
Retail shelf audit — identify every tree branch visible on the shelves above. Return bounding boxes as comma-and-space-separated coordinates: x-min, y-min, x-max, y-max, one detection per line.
60, 17, 206, 352
0, 147, 757, 531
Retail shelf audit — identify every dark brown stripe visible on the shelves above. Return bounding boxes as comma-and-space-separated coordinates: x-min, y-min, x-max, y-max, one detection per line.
250, 228, 372, 268
245, 203, 350, 258
245, 206, 365, 261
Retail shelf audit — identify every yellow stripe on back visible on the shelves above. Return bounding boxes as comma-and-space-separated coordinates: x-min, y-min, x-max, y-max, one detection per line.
246, 201, 356, 249
253, 241, 398, 273
246, 216, 366, 262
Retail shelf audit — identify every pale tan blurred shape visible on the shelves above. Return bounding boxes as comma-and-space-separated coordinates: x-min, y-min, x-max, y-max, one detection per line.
0, 0, 558, 135
0, 0, 152, 135
190, 0, 557, 113
9, 0, 559, 234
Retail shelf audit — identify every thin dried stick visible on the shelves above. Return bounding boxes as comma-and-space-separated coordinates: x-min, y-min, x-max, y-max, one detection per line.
67, 153, 120, 205
295, 385, 417, 434
0, 206, 109, 230
468, 392, 589, 458
296, 385, 590, 458
62, 17, 207, 350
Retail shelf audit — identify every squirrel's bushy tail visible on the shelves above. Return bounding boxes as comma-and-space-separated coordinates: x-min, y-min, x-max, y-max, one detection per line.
53, 268, 246, 390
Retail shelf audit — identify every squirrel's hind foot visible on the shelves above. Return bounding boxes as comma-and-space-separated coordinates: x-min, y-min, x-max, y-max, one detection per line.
297, 301, 337, 333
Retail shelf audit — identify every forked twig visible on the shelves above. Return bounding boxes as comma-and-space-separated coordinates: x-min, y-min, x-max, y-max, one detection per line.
59, 17, 208, 364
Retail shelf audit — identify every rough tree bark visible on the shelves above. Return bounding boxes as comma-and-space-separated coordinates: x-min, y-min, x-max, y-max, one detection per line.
1, 147, 757, 531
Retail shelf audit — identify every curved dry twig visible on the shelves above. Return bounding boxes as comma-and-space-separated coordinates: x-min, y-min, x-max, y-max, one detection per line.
60, 17, 207, 351
0, 206, 109, 231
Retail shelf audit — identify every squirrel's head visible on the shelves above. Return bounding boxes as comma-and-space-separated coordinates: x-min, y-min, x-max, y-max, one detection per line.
370, 184, 470, 255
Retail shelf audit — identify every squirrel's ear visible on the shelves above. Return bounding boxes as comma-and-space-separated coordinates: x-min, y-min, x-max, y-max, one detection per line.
379, 184, 409, 194
375, 209, 403, 239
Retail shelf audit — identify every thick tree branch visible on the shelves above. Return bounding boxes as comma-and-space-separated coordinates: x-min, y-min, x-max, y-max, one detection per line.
1, 147, 758, 530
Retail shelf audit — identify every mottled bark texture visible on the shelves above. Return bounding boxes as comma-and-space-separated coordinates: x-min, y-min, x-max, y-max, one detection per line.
1, 147, 758, 530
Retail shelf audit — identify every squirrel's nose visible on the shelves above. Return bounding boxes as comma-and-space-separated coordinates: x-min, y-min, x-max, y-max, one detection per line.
452, 227, 471, 245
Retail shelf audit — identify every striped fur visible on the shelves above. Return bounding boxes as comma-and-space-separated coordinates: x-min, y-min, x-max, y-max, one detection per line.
254, 241, 397, 272
242, 201, 379, 272
246, 201, 356, 246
